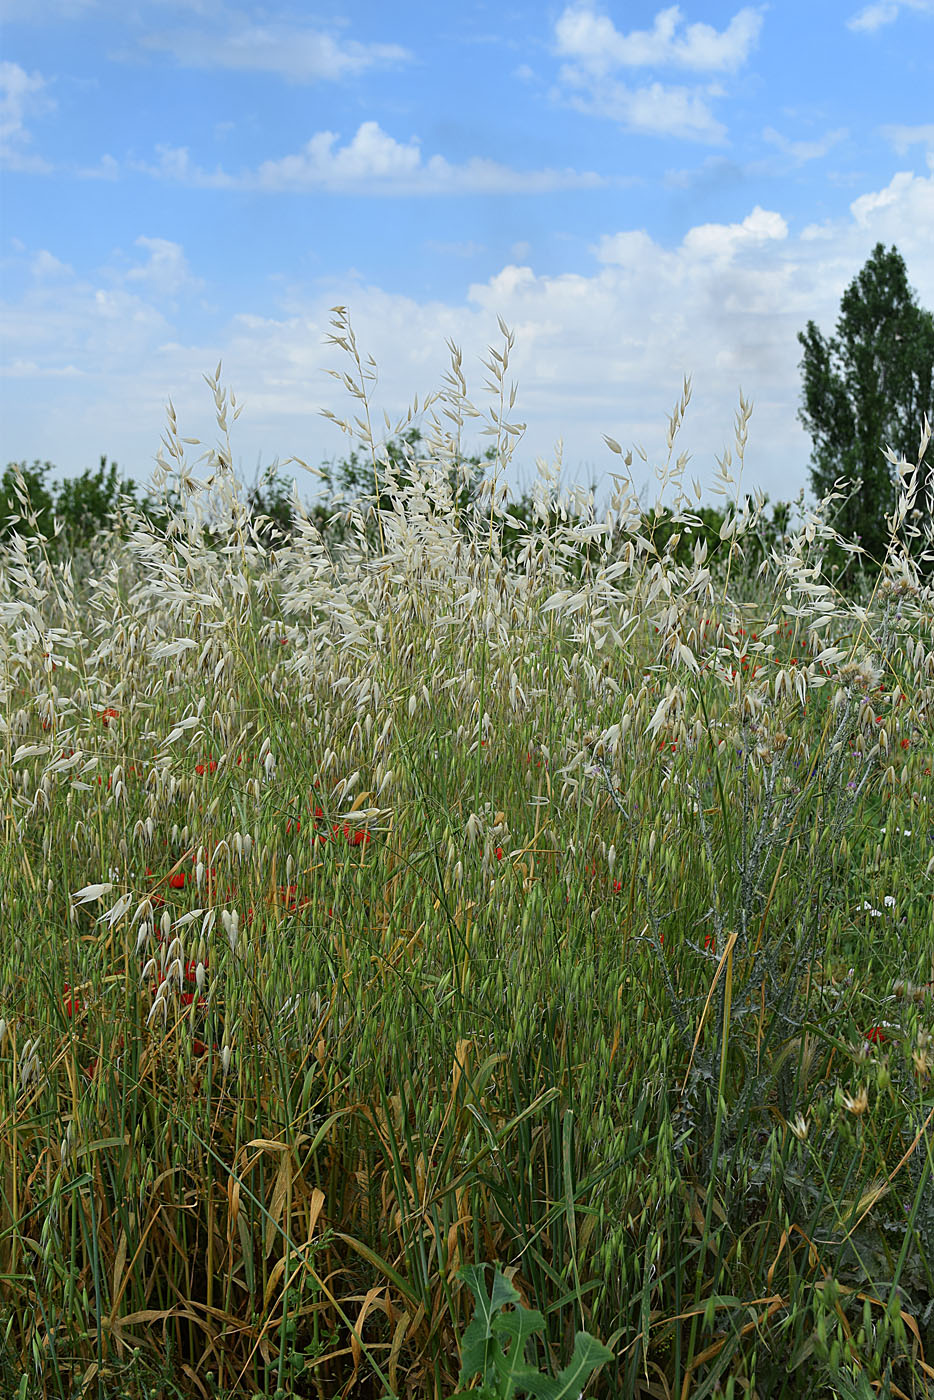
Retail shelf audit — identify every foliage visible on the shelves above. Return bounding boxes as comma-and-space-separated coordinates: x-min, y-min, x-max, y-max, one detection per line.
4, 437, 798, 585
317, 425, 492, 510
312, 425, 495, 554
798, 242, 934, 579
2, 455, 309, 558
0, 459, 55, 545
244, 463, 301, 548
446, 1264, 613, 1400
52, 456, 141, 553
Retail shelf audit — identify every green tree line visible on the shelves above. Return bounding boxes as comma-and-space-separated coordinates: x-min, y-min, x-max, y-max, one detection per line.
5, 242, 931, 590
0, 435, 798, 585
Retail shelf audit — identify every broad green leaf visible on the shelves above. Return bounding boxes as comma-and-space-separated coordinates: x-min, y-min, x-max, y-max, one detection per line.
457, 1265, 498, 1386
494, 1305, 546, 1352
490, 1267, 521, 1315
488, 1304, 547, 1394
516, 1331, 615, 1400
459, 1314, 502, 1387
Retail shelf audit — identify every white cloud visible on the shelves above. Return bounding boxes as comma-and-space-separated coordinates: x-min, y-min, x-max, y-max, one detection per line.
558, 73, 728, 143
679, 205, 789, 260
3, 167, 933, 509
762, 126, 848, 164
849, 168, 934, 231
550, 4, 762, 142
141, 144, 234, 188
882, 123, 934, 154
76, 152, 119, 180
122, 236, 204, 300
140, 21, 413, 82
31, 250, 73, 278
0, 61, 55, 171
554, 3, 764, 74
849, 1, 900, 27
137, 121, 610, 195
848, 0, 934, 31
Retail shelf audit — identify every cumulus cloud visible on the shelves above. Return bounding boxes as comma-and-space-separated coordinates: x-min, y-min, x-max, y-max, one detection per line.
140, 20, 412, 82
554, 3, 764, 74
847, 0, 934, 31
550, 4, 763, 142
848, 167, 934, 229
0, 61, 55, 171
3, 167, 933, 510
136, 121, 610, 195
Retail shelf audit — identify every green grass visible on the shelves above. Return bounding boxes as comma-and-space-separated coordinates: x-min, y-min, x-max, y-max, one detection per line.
1, 320, 933, 1398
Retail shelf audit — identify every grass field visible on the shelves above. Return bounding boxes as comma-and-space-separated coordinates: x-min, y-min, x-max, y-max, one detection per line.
2, 316, 934, 1399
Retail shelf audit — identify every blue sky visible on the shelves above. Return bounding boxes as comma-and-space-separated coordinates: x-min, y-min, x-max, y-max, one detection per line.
2, 1, 934, 509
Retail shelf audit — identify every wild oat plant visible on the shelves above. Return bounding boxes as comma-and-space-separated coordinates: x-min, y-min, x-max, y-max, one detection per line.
2, 311, 934, 1400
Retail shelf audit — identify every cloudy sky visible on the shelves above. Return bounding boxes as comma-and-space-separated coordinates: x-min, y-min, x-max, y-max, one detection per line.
2, 1, 933, 509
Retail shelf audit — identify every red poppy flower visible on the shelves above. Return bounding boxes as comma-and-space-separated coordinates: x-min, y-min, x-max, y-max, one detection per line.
169, 872, 186, 889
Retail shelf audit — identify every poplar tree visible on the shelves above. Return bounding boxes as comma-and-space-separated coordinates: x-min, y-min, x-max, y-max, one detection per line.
797, 242, 934, 572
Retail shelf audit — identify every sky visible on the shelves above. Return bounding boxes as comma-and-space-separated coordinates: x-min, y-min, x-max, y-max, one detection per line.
2, 1, 934, 512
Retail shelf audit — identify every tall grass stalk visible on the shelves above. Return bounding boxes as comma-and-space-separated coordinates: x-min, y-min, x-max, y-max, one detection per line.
1, 319, 933, 1398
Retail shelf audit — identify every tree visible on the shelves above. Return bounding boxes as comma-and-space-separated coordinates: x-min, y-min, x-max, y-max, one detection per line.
315, 427, 496, 550
318, 427, 493, 513
797, 242, 934, 576
245, 463, 300, 548
0, 460, 55, 545
53, 456, 140, 552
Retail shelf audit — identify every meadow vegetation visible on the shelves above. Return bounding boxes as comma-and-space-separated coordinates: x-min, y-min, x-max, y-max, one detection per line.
2, 310, 934, 1398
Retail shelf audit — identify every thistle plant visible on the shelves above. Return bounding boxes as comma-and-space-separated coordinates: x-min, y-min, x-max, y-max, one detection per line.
445, 1263, 613, 1400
